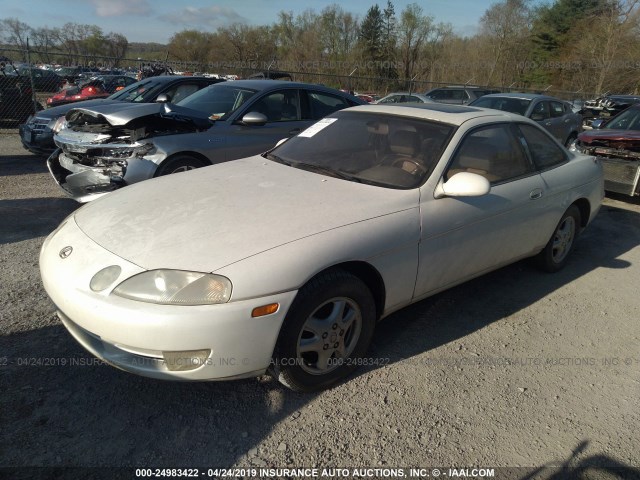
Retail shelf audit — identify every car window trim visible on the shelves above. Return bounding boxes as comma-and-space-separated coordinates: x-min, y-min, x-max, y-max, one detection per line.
514, 122, 570, 172
234, 87, 301, 123
441, 121, 537, 187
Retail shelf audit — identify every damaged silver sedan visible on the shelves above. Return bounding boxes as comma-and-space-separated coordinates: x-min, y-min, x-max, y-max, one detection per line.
47, 80, 363, 202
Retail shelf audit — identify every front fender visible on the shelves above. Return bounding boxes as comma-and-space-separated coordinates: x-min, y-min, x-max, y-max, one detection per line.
214, 208, 421, 317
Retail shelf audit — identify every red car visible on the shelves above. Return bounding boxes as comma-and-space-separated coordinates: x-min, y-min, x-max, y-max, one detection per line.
46, 75, 136, 107
574, 104, 640, 196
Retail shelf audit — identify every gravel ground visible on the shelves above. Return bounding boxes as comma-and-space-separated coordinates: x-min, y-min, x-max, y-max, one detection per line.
1, 132, 639, 480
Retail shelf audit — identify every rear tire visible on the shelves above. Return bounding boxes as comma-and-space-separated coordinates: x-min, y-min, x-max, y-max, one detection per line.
535, 205, 581, 272
272, 269, 376, 392
155, 155, 206, 176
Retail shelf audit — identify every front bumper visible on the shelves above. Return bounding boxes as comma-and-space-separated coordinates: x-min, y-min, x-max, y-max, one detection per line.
47, 149, 125, 203
19, 121, 56, 155
40, 217, 298, 381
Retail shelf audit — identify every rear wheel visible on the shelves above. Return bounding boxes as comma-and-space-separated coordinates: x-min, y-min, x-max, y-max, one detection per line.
535, 205, 581, 272
155, 155, 206, 176
272, 269, 376, 392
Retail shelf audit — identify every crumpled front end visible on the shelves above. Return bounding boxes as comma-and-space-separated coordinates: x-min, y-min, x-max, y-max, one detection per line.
47, 104, 209, 202
574, 133, 640, 196
48, 130, 156, 202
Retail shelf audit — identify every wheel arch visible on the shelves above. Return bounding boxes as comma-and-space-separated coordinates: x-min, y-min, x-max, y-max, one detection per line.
572, 197, 591, 228
303, 261, 386, 321
154, 151, 212, 176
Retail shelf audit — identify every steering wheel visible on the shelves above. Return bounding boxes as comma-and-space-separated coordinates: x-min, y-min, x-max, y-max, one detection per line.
391, 158, 427, 175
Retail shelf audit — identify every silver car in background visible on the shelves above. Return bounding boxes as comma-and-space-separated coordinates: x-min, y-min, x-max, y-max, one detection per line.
375, 92, 435, 104
48, 80, 364, 202
469, 93, 582, 146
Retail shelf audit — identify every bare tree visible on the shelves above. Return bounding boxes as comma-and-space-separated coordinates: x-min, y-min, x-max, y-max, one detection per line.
479, 0, 532, 86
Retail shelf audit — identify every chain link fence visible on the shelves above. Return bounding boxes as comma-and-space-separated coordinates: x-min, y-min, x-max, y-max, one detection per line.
1, 45, 598, 132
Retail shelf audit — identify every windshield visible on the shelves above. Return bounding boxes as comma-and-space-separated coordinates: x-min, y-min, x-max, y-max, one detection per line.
605, 107, 640, 130
108, 78, 163, 102
176, 85, 257, 120
471, 96, 531, 116
266, 110, 454, 189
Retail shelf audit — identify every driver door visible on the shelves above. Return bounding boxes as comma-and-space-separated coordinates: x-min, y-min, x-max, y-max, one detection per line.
228, 89, 308, 158
414, 123, 546, 299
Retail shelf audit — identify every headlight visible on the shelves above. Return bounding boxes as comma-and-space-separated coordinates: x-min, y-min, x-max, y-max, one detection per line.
52, 116, 67, 133
112, 270, 232, 305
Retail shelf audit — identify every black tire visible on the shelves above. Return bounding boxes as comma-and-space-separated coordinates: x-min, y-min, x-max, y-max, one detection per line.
155, 155, 206, 176
272, 269, 377, 392
535, 205, 581, 273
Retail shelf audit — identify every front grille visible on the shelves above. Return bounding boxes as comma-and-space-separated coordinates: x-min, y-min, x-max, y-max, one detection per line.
29, 117, 50, 134
600, 158, 640, 196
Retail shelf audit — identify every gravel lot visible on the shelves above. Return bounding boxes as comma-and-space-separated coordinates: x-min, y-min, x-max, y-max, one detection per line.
1, 131, 639, 479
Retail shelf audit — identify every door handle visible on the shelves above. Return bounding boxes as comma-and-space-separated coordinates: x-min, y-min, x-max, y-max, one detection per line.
530, 188, 543, 199
289, 128, 301, 135
545, 122, 552, 126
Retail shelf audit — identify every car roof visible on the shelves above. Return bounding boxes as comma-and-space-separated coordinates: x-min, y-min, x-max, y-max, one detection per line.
382, 92, 427, 96
349, 103, 521, 126
219, 79, 339, 90
211, 79, 363, 102
142, 75, 215, 83
477, 93, 565, 102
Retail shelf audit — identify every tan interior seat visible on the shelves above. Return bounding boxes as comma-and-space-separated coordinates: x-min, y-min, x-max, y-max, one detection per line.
383, 130, 424, 173
447, 142, 501, 182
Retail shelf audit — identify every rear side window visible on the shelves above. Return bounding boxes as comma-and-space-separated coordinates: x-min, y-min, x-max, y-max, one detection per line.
518, 124, 568, 170
305, 91, 351, 120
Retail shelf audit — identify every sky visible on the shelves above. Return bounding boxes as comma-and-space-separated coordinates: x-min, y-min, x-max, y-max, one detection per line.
0, 0, 533, 43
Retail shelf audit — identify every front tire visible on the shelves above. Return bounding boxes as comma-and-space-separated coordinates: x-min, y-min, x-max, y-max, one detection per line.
155, 155, 206, 176
272, 269, 376, 392
535, 205, 581, 272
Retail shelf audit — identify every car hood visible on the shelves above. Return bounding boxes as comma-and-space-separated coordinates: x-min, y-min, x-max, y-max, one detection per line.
34, 99, 123, 119
579, 129, 640, 143
65, 102, 212, 130
73, 156, 417, 272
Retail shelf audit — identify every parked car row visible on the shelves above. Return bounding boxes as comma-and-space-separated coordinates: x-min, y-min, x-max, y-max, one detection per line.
19, 75, 225, 155
45, 75, 138, 107
47, 80, 365, 202
11, 73, 604, 392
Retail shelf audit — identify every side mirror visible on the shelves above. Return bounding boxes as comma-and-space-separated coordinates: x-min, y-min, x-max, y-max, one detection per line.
155, 93, 171, 103
435, 172, 490, 198
241, 111, 268, 126
591, 118, 604, 129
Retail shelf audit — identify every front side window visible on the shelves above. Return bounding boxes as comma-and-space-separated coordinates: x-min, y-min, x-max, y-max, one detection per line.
446, 124, 533, 184
108, 79, 161, 102
530, 101, 550, 121
471, 96, 531, 116
266, 111, 454, 189
248, 90, 300, 122
165, 83, 200, 104
518, 124, 568, 170
550, 101, 565, 118
378, 95, 399, 104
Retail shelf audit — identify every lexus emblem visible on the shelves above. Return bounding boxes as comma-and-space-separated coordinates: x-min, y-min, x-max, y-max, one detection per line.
59, 246, 73, 259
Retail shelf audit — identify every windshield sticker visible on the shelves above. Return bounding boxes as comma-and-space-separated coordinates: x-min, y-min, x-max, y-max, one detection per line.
298, 118, 338, 137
